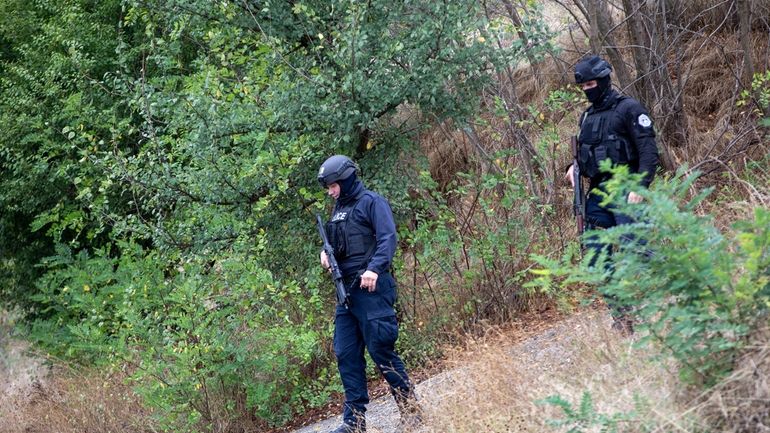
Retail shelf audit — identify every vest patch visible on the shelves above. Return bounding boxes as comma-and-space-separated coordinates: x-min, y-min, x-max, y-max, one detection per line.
638, 114, 652, 128
331, 211, 348, 222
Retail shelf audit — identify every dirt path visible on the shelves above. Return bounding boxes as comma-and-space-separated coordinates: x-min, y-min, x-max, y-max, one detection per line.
290, 309, 614, 433
0, 314, 46, 401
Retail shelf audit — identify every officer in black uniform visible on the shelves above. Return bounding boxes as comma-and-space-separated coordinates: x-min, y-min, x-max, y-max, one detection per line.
565, 55, 659, 332
317, 155, 420, 433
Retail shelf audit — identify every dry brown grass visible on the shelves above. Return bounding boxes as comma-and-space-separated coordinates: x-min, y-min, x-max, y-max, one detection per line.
408, 313, 770, 433
681, 33, 770, 121
0, 364, 156, 433
402, 8, 769, 430
2, 310, 155, 433
671, 0, 770, 33
419, 121, 476, 192
417, 311, 706, 433
699, 326, 770, 433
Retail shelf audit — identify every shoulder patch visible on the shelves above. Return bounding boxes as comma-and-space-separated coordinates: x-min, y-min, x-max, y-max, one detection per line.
638, 114, 652, 128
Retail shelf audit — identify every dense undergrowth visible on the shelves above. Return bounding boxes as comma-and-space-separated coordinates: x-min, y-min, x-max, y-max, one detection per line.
1, 0, 769, 432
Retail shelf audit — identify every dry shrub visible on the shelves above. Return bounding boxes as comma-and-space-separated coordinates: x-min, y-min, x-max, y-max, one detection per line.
681, 34, 740, 123
418, 310, 703, 433
509, 55, 574, 106
419, 121, 475, 192
682, 33, 770, 124
699, 326, 770, 433
668, 0, 770, 32
676, 31, 770, 204
0, 365, 156, 433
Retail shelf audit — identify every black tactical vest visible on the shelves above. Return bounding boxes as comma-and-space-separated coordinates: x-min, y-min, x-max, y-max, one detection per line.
325, 190, 377, 276
578, 96, 639, 179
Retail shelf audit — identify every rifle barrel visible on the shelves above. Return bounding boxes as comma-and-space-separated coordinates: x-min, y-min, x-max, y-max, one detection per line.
571, 136, 585, 236
316, 214, 350, 308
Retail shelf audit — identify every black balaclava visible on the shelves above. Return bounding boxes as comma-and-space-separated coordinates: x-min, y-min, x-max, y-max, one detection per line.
337, 172, 362, 204
585, 75, 612, 105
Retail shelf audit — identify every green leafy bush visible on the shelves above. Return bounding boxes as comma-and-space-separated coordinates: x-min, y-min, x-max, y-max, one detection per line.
531, 164, 770, 383
30, 243, 334, 430
738, 70, 770, 120
1, 0, 557, 428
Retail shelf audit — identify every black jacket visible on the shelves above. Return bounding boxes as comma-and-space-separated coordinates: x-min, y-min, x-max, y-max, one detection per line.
578, 89, 659, 189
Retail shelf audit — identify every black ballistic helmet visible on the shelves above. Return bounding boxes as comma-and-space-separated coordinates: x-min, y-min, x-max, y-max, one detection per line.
574, 55, 612, 84
317, 155, 358, 187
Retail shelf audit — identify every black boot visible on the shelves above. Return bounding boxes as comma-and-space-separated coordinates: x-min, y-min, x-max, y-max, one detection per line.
393, 388, 423, 431
609, 303, 635, 336
611, 314, 635, 336
330, 425, 360, 433
330, 423, 364, 433
331, 415, 365, 433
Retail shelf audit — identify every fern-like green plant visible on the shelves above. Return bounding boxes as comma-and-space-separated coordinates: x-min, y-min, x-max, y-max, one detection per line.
541, 391, 635, 433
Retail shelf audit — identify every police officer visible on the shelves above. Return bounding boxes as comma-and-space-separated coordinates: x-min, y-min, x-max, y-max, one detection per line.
565, 55, 659, 332
317, 155, 420, 433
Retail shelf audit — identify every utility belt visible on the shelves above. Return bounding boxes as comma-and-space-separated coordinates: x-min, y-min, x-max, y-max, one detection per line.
343, 271, 364, 288
342, 269, 392, 290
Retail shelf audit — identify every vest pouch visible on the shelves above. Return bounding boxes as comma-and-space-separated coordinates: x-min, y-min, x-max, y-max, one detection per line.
578, 114, 605, 178
326, 221, 348, 258
606, 138, 625, 165
346, 233, 370, 256
579, 143, 600, 178
592, 144, 609, 175
606, 134, 635, 165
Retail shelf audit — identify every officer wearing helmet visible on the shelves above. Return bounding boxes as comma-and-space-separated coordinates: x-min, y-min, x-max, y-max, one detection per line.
317, 155, 420, 433
565, 55, 659, 333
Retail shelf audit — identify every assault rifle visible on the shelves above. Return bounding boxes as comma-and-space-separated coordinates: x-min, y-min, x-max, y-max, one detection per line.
316, 214, 350, 308
571, 135, 586, 236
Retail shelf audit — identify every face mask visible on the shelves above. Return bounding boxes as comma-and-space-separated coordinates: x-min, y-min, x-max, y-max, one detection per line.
338, 173, 358, 199
584, 86, 605, 104
584, 76, 611, 104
